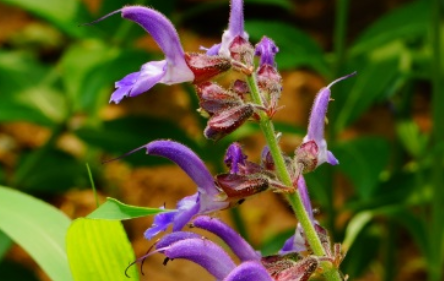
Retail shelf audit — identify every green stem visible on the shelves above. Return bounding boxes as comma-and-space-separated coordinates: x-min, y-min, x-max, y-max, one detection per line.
429, 0, 444, 280
246, 74, 342, 281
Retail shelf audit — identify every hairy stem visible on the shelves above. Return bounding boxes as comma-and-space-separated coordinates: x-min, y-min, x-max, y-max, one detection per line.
246, 74, 342, 281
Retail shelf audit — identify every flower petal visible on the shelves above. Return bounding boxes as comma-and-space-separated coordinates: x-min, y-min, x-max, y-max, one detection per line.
172, 194, 201, 231
107, 6, 194, 103
279, 224, 307, 254
255, 37, 279, 66
224, 142, 247, 174
128, 61, 166, 95
223, 261, 272, 281
327, 150, 339, 165
297, 176, 313, 221
306, 86, 330, 144
306, 72, 357, 142
163, 238, 236, 280
193, 216, 260, 262
156, 231, 201, 249
219, 0, 249, 57
122, 6, 185, 69
110, 72, 140, 103
144, 208, 176, 240
144, 140, 217, 196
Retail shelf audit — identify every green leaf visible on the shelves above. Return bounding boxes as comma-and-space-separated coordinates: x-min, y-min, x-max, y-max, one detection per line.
87, 198, 170, 220
75, 116, 200, 166
351, 0, 429, 56
396, 119, 428, 158
59, 41, 119, 112
342, 211, 373, 251
59, 41, 153, 113
245, 21, 330, 76
333, 137, 390, 200
245, 0, 293, 9
374, 206, 428, 256
1, 0, 89, 37
341, 223, 381, 279
18, 148, 88, 192
0, 51, 66, 126
0, 186, 72, 281
0, 230, 12, 260
335, 46, 401, 131
66, 218, 139, 281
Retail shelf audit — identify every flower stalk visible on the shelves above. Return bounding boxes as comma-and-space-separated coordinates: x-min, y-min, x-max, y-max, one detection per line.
246, 74, 343, 281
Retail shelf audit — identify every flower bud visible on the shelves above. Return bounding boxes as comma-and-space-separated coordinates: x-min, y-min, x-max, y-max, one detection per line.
185, 53, 231, 84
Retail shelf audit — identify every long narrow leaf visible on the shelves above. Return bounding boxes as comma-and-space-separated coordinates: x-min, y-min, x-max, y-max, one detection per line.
0, 186, 72, 281
66, 219, 139, 281
87, 197, 170, 220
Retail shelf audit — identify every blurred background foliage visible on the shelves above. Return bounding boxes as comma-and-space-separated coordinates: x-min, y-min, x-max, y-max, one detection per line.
0, 0, 443, 280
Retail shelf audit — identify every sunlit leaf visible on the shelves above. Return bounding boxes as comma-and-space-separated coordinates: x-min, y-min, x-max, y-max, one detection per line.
0, 186, 72, 281
66, 219, 139, 281
87, 198, 170, 220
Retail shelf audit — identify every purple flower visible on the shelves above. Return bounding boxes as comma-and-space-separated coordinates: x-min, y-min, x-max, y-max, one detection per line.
96, 6, 195, 103
280, 177, 332, 258
127, 140, 229, 239
280, 176, 314, 254
295, 72, 356, 174
255, 37, 279, 67
135, 216, 322, 281
204, 0, 249, 58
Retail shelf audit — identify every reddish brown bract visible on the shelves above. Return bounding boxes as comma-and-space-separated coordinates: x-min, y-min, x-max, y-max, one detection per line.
184, 53, 231, 84
204, 104, 254, 141
215, 173, 269, 201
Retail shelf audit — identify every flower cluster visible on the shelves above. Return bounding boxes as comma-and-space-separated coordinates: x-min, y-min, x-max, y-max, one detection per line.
97, 0, 355, 280
130, 216, 336, 281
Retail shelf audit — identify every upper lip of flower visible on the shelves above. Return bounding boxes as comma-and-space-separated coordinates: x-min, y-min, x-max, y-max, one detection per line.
96, 6, 195, 103
203, 0, 249, 57
125, 140, 229, 239
302, 72, 357, 167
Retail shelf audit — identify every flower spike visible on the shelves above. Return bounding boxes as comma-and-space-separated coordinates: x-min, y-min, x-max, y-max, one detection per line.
101, 6, 194, 103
